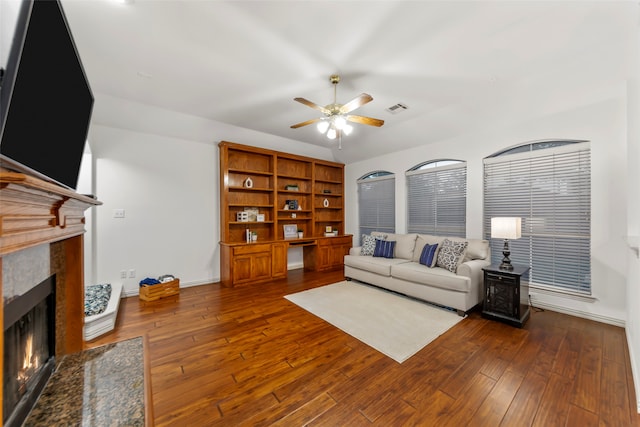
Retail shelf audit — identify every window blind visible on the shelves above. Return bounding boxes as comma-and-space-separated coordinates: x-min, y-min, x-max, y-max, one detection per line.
358, 174, 395, 241
406, 163, 466, 237
483, 143, 591, 294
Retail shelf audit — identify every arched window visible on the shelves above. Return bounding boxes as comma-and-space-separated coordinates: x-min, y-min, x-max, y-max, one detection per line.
483, 140, 591, 294
357, 170, 395, 241
406, 160, 466, 237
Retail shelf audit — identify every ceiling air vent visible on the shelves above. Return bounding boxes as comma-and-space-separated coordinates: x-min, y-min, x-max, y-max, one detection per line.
386, 103, 408, 114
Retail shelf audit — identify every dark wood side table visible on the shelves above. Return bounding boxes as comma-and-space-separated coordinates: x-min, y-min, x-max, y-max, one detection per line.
482, 264, 530, 327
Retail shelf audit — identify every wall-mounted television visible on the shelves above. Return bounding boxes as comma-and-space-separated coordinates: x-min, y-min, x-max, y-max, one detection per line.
0, 0, 94, 190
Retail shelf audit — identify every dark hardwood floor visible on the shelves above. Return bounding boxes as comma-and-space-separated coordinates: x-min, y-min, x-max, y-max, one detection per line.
86, 269, 640, 426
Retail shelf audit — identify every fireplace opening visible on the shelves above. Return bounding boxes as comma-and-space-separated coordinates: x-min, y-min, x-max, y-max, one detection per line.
3, 275, 56, 427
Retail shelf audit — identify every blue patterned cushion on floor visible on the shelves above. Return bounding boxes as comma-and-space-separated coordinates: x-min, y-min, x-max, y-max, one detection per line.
85, 283, 112, 317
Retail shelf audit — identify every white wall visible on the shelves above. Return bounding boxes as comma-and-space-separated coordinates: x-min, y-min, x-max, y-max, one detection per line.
625, 11, 640, 413
76, 150, 94, 284
88, 94, 334, 295
345, 89, 629, 327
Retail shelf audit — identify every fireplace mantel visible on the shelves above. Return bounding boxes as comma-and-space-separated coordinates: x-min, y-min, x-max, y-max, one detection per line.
1, 170, 101, 422
0, 171, 100, 256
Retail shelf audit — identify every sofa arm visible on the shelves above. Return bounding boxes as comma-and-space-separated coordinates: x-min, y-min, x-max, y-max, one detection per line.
456, 259, 491, 285
350, 246, 362, 256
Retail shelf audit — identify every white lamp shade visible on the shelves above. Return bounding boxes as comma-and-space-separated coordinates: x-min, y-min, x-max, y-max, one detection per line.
333, 115, 347, 130
317, 121, 329, 133
326, 128, 337, 140
491, 217, 522, 239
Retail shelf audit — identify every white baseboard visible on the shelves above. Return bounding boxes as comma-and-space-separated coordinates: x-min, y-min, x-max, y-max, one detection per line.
288, 262, 304, 270
529, 294, 625, 327
122, 277, 220, 297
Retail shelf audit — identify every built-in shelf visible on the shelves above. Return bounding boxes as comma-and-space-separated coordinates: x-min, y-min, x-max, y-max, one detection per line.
219, 142, 350, 287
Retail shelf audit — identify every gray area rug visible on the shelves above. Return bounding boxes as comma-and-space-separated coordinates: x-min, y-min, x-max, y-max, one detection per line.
285, 281, 464, 363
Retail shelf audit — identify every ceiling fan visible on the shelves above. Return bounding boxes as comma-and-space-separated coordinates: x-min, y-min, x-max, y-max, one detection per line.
290, 74, 384, 148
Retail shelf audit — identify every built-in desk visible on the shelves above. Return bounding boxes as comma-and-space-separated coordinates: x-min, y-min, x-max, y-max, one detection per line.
220, 235, 352, 287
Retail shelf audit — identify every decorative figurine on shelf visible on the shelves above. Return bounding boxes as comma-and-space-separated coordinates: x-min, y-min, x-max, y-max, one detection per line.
251, 232, 258, 242
323, 198, 329, 207
243, 177, 253, 188
237, 211, 249, 222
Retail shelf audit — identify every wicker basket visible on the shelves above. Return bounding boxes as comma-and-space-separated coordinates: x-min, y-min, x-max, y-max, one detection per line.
139, 278, 179, 301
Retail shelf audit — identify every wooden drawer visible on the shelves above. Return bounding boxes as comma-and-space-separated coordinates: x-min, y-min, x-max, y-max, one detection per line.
233, 243, 272, 255
486, 272, 517, 286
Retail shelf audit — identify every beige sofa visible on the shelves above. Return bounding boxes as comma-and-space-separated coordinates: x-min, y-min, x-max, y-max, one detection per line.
344, 232, 491, 315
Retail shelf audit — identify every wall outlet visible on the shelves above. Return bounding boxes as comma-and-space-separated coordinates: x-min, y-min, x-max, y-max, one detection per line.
113, 209, 125, 218
128, 269, 136, 278
120, 270, 127, 279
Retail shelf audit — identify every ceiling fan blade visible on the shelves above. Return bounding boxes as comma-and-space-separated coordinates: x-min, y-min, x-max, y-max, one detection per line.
339, 93, 373, 114
294, 97, 330, 115
346, 115, 384, 127
290, 118, 322, 129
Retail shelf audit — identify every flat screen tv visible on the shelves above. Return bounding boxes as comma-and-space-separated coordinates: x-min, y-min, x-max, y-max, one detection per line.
0, 0, 93, 190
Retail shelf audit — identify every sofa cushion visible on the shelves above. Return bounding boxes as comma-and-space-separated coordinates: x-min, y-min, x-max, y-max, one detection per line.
344, 254, 409, 276
373, 239, 396, 258
393, 233, 418, 260
360, 234, 377, 256
371, 231, 390, 240
391, 262, 471, 293
436, 238, 468, 273
419, 244, 438, 267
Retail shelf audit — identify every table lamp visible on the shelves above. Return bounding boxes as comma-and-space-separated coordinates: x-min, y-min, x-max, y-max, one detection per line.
491, 217, 522, 270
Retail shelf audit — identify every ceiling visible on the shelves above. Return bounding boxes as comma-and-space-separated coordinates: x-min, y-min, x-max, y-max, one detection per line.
60, 0, 636, 163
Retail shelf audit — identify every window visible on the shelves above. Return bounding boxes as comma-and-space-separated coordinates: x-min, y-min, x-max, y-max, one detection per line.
406, 160, 466, 237
483, 141, 591, 294
358, 171, 395, 241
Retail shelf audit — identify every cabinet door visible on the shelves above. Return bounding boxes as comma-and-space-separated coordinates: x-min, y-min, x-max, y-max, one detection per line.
271, 243, 288, 278
329, 241, 351, 267
233, 255, 253, 284
232, 244, 272, 285
316, 245, 331, 271
313, 237, 352, 271
252, 251, 272, 281
485, 275, 517, 317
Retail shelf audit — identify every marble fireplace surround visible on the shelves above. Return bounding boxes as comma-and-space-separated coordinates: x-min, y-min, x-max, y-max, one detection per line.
0, 170, 101, 421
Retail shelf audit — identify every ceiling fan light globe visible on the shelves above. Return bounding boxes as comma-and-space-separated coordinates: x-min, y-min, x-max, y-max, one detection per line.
334, 115, 347, 130
317, 121, 329, 133
327, 128, 337, 140
343, 124, 353, 135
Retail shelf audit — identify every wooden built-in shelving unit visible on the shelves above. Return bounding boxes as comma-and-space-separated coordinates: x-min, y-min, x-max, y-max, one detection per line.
219, 141, 351, 286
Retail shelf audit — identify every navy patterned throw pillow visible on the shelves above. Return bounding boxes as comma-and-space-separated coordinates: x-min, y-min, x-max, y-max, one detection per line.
373, 239, 396, 258
419, 243, 438, 267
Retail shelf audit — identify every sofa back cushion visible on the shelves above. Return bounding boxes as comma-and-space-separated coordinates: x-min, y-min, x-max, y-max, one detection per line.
445, 237, 490, 261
